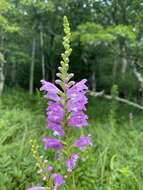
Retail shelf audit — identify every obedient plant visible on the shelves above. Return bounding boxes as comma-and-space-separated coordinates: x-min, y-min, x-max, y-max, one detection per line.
27, 16, 92, 190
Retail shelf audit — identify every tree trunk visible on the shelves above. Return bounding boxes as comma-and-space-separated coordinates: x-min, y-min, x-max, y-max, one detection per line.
91, 62, 96, 92
112, 56, 117, 81
0, 58, 5, 96
121, 46, 128, 74
52, 66, 55, 83
141, 91, 143, 105
29, 36, 36, 95
40, 23, 45, 79
11, 62, 16, 86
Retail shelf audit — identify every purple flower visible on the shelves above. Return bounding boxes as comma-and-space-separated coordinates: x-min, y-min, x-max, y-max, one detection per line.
47, 121, 65, 136
40, 80, 60, 102
66, 153, 79, 172
47, 102, 64, 123
52, 173, 64, 189
45, 92, 60, 102
67, 79, 88, 127
40, 80, 59, 93
74, 136, 92, 150
26, 187, 45, 190
67, 79, 88, 97
43, 137, 63, 150
67, 94, 87, 112
68, 111, 88, 128
47, 165, 53, 172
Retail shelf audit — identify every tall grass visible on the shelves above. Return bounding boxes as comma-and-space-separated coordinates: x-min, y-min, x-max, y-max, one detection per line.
0, 89, 143, 190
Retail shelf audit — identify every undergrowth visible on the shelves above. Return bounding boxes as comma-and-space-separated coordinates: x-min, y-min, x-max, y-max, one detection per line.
0, 89, 143, 190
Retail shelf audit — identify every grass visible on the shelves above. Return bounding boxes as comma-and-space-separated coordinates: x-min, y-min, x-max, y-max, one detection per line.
0, 89, 143, 190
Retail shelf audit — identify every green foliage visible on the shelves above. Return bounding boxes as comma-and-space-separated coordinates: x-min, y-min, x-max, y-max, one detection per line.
0, 91, 46, 190
22, 0, 55, 13
73, 22, 115, 46
0, 15, 8, 27
0, 90, 143, 189
0, 0, 12, 12
107, 25, 136, 42
109, 85, 119, 127
1, 0, 143, 103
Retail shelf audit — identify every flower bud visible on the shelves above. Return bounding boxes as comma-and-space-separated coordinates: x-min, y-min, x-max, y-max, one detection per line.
60, 61, 64, 66
66, 58, 69, 62
44, 160, 48, 163
68, 81, 75, 88
37, 169, 43, 174
68, 73, 74, 80
61, 53, 65, 60
64, 175, 68, 179
55, 80, 62, 84
65, 64, 69, 69
58, 67, 63, 72
47, 165, 53, 172
56, 73, 62, 78
43, 176, 47, 181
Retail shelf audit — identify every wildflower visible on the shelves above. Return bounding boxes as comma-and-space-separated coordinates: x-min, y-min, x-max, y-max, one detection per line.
45, 92, 60, 102
40, 80, 60, 102
47, 121, 65, 136
67, 79, 88, 127
43, 137, 63, 150
47, 102, 64, 123
28, 16, 91, 190
40, 80, 59, 93
67, 80, 88, 113
74, 136, 92, 150
68, 111, 88, 128
67, 93, 87, 112
47, 165, 53, 172
67, 79, 88, 97
66, 153, 79, 172
52, 173, 64, 189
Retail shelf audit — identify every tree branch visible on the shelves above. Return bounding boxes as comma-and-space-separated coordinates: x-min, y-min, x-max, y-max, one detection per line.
88, 90, 143, 111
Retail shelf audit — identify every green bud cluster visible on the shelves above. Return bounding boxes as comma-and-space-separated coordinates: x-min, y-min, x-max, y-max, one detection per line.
56, 16, 74, 91
29, 139, 49, 182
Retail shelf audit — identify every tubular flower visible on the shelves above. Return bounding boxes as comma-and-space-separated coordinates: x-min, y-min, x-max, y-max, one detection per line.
40, 80, 59, 94
68, 111, 88, 128
52, 173, 64, 189
74, 135, 92, 150
47, 121, 65, 137
66, 153, 79, 172
67, 93, 87, 112
67, 79, 88, 127
47, 165, 53, 172
47, 102, 64, 123
43, 137, 63, 150
40, 80, 60, 102
67, 79, 88, 97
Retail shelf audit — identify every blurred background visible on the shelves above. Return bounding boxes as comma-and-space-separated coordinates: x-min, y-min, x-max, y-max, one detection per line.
0, 0, 143, 190
1, 0, 143, 101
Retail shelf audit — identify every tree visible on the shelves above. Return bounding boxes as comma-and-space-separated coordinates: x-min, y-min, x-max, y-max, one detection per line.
0, 0, 20, 95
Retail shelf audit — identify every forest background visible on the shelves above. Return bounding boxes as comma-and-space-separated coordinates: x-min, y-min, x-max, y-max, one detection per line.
0, 0, 143, 190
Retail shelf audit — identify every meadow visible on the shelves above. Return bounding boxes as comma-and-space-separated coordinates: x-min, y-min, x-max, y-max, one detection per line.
0, 89, 143, 190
